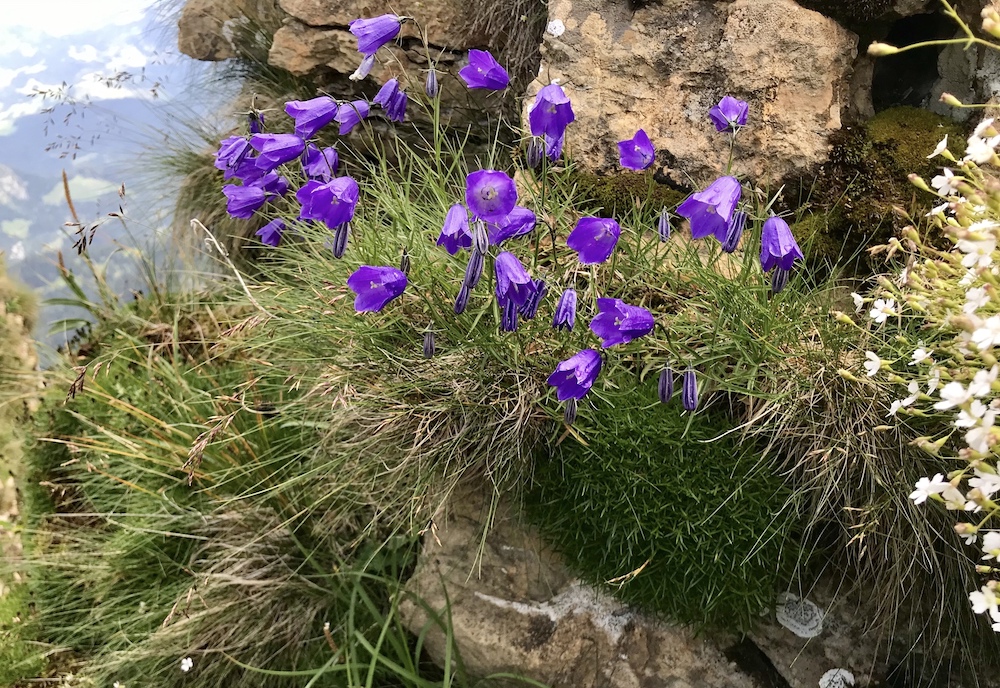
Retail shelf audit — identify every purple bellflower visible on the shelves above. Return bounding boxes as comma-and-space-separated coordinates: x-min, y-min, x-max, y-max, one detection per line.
223, 184, 266, 219
658, 368, 674, 404
336, 100, 370, 135
682, 369, 698, 411
567, 217, 621, 264
347, 265, 408, 312
351, 54, 376, 81
250, 133, 305, 173
589, 298, 655, 348
301, 144, 339, 181
709, 95, 749, 133
494, 251, 534, 307
488, 207, 536, 245
437, 204, 472, 255
552, 288, 577, 331
374, 79, 407, 122
349, 14, 403, 56
255, 218, 286, 247
255, 172, 289, 197
459, 50, 509, 90
215, 136, 252, 179
284, 96, 339, 140
760, 216, 804, 272
518, 279, 547, 319
657, 208, 671, 242
465, 170, 517, 223
617, 129, 655, 171
528, 84, 574, 152
547, 349, 602, 401
676, 176, 742, 241
721, 210, 747, 253
296, 177, 360, 227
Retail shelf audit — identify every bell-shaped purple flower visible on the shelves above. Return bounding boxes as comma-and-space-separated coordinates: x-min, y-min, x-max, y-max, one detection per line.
254, 172, 289, 197
223, 184, 266, 219
589, 298, 654, 348
296, 177, 360, 227
250, 133, 305, 173
284, 96, 339, 140
518, 279, 547, 320
374, 79, 407, 122
215, 136, 252, 179
709, 95, 749, 133
721, 210, 747, 253
529, 84, 574, 146
658, 368, 674, 404
547, 349, 602, 401
494, 251, 533, 307
543, 133, 565, 161
463, 249, 485, 290
500, 296, 519, 332
459, 50, 509, 90
301, 144, 339, 181
567, 217, 621, 264
759, 215, 804, 272
336, 100, 370, 135
349, 14, 403, 56
552, 288, 577, 331
617, 129, 655, 171
255, 218, 286, 247
488, 207, 536, 245
347, 265, 407, 312
657, 208, 671, 242
465, 170, 517, 223
682, 369, 698, 411
437, 204, 472, 255
676, 176, 741, 241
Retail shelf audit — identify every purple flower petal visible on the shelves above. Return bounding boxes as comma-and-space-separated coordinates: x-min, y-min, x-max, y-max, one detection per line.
547, 349, 602, 401
676, 176, 741, 241
249, 133, 305, 173
347, 265, 408, 312
760, 215, 803, 272
349, 14, 402, 56
567, 217, 621, 264
589, 298, 654, 348
493, 251, 533, 306
617, 129, 655, 171
465, 170, 517, 223
488, 206, 536, 245
296, 177, 360, 227
284, 96, 339, 139
709, 95, 749, 133
459, 50, 509, 90
437, 204, 472, 255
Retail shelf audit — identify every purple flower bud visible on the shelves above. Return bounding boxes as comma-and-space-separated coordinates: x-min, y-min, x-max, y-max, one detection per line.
494, 252, 534, 307
771, 267, 790, 294
336, 100, 371, 135
760, 215, 803, 272
463, 248, 484, 289
284, 96, 339, 139
222, 184, 266, 219
709, 95, 749, 133
589, 298, 654, 348
657, 208, 671, 242
296, 177, 360, 228
248, 111, 264, 134
466, 170, 517, 223
425, 69, 439, 98
682, 369, 698, 412
255, 218, 286, 247
301, 144, 339, 181
564, 397, 578, 425
617, 129, 655, 171
567, 217, 621, 264
488, 207, 536, 245
500, 296, 519, 332
552, 288, 577, 331
547, 349, 602, 401
349, 14, 403, 56
676, 176, 741, 241
657, 368, 674, 404
459, 49, 510, 90
721, 210, 747, 253
374, 79, 407, 122
351, 54, 376, 81
331, 223, 350, 258
437, 204, 472, 255
454, 283, 471, 314
526, 138, 544, 169
471, 220, 489, 254
423, 331, 435, 359
529, 84, 574, 147
518, 279, 547, 319
249, 133, 305, 173
347, 265, 407, 312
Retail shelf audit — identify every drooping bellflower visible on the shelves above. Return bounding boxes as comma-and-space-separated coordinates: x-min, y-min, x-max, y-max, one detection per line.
301, 144, 339, 181
437, 204, 472, 255
296, 177, 360, 227
721, 210, 747, 253
567, 217, 621, 264
658, 368, 674, 404
682, 369, 698, 411
255, 218, 286, 247
493, 251, 534, 307
215, 136, 252, 180
351, 55, 376, 81
459, 50, 510, 90
759, 215, 804, 272
336, 100, 371, 135
542, 133, 565, 161
547, 349, 602, 401
518, 279, 547, 319
465, 170, 517, 223
373, 79, 407, 122
347, 265, 408, 312
617, 129, 655, 171
250, 133, 305, 172
552, 288, 577, 331
528, 84, 574, 160
709, 95, 749, 133
676, 176, 741, 241
284, 96, 340, 139
223, 184, 266, 219
488, 207, 536, 245
349, 14, 403, 56
657, 208, 671, 242
589, 298, 655, 348
256, 172, 289, 197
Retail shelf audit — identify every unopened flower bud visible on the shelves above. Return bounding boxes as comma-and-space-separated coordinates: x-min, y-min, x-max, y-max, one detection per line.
771, 267, 790, 294
658, 368, 674, 404
868, 42, 900, 56
332, 223, 350, 258
526, 138, 544, 169
564, 397, 578, 425
956, 522, 978, 536
248, 111, 265, 134
838, 368, 861, 382
463, 249, 484, 289
423, 331, 435, 359
722, 210, 747, 253
472, 220, 489, 254
552, 288, 577, 331
950, 314, 979, 332
500, 297, 518, 332
454, 284, 471, 314
682, 368, 698, 412
983, 9, 1000, 38
658, 207, 671, 242
940, 92, 963, 107
400, 248, 411, 275
519, 279, 547, 320
425, 68, 439, 98
350, 54, 376, 81
908, 174, 931, 193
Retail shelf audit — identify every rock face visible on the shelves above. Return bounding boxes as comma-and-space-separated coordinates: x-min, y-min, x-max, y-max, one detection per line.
401, 483, 883, 688
178, 0, 284, 61
532, 0, 858, 186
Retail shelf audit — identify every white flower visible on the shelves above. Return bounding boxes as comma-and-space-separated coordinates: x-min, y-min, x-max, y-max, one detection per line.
967, 424, 995, 454
910, 473, 950, 504
970, 466, 1000, 497
180, 657, 193, 673
911, 347, 932, 365
961, 268, 981, 286
935, 381, 971, 410
932, 168, 959, 195
975, 118, 996, 138
114, 683, 124, 688
957, 233, 997, 269
969, 366, 999, 397
927, 367, 942, 393
546, 19, 566, 37
971, 585, 999, 615
982, 532, 1000, 560
868, 298, 895, 324
965, 134, 1000, 164
863, 351, 882, 377
956, 400, 988, 428
927, 135, 948, 159
927, 202, 949, 217
850, 292, 864, 313
973, 316, 1000, 350
819, 668, 856, 688
942, 485, 972, 510
890, 382, 920, 417
965, 286, 990, 314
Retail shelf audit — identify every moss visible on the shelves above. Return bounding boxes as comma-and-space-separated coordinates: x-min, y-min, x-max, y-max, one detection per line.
572, 170, 687, 220
0, 585, 47, 685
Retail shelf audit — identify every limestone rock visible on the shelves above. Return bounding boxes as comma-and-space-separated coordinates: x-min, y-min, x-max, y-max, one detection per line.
532, 0, 858, 186
178, 0, 283, 61
268, 21, 360, 76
